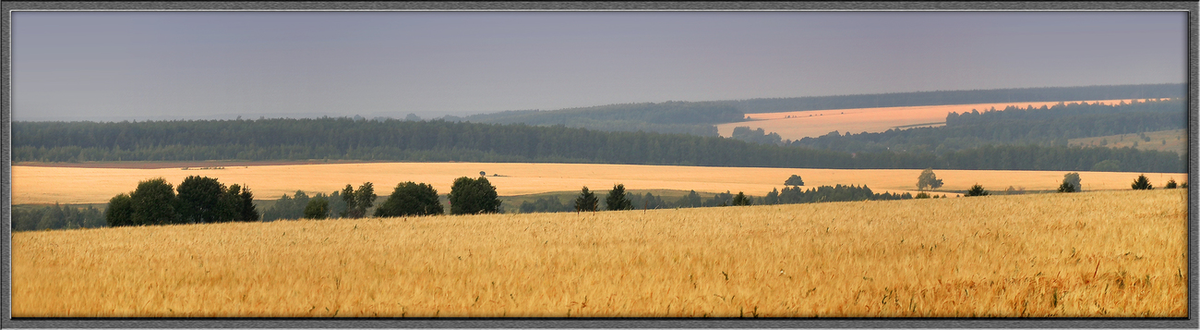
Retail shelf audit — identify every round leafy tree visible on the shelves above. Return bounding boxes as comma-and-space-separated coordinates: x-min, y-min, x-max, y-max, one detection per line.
917, 168, 944, 191
304, 197, 329, 220
105, 193, 134, 227
784, 175, 805, 186
177, 175, 226, 224
1062, 172, 1081, 192
375, 181, 444, 217
130, 177, 179, 225
449, 177, 501, 215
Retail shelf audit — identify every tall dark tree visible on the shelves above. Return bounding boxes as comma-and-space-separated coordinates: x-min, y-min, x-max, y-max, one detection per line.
375, 182, 444, 217
731, 192, 752, 206
449, 177, 502, 215
130, 177, 178, 225
966, 184, 989, 197
341, 184, 357, 218
1132, 174, 1153, 190
234, 184, 259, 221
105, 193, 134, 227
574, 186, 598, 213
604, 184, 633, 211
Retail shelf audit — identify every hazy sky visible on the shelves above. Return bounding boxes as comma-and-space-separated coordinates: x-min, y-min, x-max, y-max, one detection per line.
11, 11, 1188, 121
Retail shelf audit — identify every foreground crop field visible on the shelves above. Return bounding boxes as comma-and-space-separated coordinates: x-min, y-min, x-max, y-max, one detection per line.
11, 162, 1185, 205
12, 189, 1187, 317
716, 99, 1147, 141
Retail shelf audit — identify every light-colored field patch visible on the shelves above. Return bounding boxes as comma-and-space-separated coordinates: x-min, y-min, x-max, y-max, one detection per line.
717, 99, 1149, 141
12, 189, 1187, 317
1069, 129, 1187, 156
11, 162, 1185, 205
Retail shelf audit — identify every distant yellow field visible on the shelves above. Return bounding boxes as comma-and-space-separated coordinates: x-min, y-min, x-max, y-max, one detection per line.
1070, 129, 1187, 156
12, 189, 1187, 317
717, 99, 1148, 141
11, 162, 1185, 205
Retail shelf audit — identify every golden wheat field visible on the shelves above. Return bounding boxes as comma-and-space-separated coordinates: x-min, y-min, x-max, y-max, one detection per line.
716, 99, 1149, 141
11, 189, 1187, 317
10, 162, 1186, 205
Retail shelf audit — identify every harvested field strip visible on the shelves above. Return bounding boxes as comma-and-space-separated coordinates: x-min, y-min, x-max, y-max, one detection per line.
12, 163, 1184, 205
11, 189, 1187, 317
717, 99, 1152, 140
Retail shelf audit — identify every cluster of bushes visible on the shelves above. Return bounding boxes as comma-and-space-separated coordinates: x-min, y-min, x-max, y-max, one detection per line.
104, 176, 258, 227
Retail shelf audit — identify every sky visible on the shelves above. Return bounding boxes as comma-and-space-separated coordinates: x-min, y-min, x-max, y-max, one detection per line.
10, 11, 1188, 121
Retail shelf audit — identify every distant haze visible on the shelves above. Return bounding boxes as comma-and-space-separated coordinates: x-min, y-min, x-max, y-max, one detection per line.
11, 11, 1187, 122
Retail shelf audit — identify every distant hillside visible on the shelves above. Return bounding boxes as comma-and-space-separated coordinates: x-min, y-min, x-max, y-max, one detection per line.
12, 117, 1184, 173
447, 83, 1184, 137
456, 101, 744, 136
718, 83, 1185, 113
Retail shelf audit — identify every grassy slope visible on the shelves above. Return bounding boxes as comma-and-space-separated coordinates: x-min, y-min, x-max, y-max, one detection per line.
1068, 129, 1187, 156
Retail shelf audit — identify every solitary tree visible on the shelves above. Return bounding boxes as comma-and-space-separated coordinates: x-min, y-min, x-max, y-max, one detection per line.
375, 181, 444, 217
731, 192, 752, 206
1057, 182, 1076, 193
917, 168, 944, 191
1132, 174, 1153, 190
784, 175, 805, 186
1061, 172, 1081, 192
130, 177, 179, 225
105, 193, 134, 227
966, 184, 989, 197
303, 197, 329, 219
605, 184, 633, 211
1166, 179, 1178, 189
449, 177, 501, 215
574, 186, 598, 213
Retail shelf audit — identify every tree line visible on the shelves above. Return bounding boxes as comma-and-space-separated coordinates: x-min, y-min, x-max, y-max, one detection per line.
455, 101, 744, 136
260, 177, 502, 222
104, 176, 259, 227
12, 116, 1183, 173
19, 170, 1182, 231
11, 204, 106, 231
